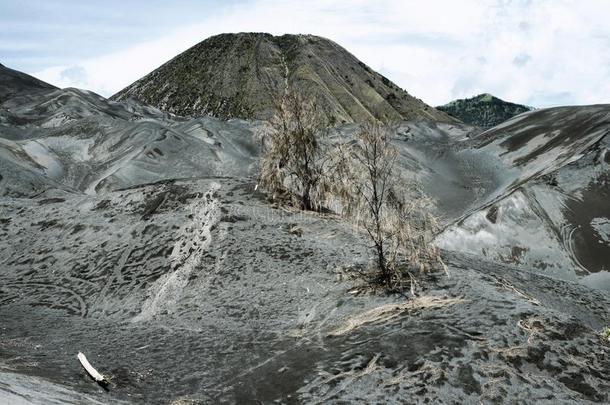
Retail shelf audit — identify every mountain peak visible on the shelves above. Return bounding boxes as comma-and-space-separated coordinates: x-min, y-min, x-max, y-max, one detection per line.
437, 93, 531, 127
111, 33, 454, 124
475, 93, 494, 102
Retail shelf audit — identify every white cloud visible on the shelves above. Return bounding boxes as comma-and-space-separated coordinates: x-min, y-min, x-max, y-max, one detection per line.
33, 0, 610, 107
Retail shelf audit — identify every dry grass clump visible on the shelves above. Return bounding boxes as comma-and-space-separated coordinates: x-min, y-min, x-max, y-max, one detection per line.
491, 275, 541, 306
328, 295, 467, 337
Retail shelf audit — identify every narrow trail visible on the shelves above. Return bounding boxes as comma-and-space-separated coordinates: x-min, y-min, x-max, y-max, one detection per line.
132, 182, 221, 322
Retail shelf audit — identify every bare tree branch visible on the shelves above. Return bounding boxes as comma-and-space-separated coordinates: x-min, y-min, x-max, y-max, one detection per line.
334, 121, 446, 291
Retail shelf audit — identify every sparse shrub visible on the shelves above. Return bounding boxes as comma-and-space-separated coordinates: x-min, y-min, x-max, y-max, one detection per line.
335, 121, 447, 291
257, 90, 333, 211
256, 96, 446, 292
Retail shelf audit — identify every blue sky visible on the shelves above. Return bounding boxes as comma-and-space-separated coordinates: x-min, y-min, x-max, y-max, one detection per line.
0, 0, 243, 71
2, 0, 609, 107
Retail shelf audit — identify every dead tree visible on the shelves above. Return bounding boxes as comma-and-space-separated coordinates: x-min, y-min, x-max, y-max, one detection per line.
336, 122, 446, 290
257, 90, 331, 211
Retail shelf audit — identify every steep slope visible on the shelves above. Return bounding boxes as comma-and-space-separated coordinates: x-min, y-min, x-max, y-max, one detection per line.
437, 93, 531, 127
438, 105, 610, 286
0, 63, 57, 103
112, 33, 454, 124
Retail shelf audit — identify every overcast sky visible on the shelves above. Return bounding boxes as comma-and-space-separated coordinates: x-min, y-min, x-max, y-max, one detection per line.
2, 0, 609, 107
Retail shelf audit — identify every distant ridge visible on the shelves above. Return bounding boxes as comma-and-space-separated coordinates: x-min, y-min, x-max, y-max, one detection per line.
437, 93, 531, 127
112, 33, 455, 124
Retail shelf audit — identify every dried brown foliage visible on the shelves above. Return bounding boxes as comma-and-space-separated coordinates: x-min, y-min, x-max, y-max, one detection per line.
257, 90, 334, 211
334, 122, 447, 291
257, 94, 446, 291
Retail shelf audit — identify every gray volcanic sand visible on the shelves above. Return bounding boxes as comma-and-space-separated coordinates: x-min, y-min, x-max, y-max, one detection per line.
1, 65, 610, 403
1, 177, 609, 403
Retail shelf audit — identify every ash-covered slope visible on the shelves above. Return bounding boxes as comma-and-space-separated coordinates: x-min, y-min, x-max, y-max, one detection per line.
2, 177, 609, 404
0, 63, 57, 103
0, 87, 171, 131
1, 66, 610, 403
112, 33, 454, 124
0, 116, 258, 197
0, 65, 259, 197
437, 93, 531, 127
438, 105, 610, 286
2, 64, 609, 285
0, 64, 173, 134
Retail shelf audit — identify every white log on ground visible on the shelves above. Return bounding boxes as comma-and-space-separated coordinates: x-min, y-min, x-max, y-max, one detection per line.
77, 352, 106, 382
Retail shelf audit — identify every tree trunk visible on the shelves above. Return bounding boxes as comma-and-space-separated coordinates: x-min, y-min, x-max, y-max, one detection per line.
301, 188, 312, 211
301, 180, 314, 211
376, 242, 390, 289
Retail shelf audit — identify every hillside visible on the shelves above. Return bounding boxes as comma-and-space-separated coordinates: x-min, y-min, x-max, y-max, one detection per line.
437, 93, 531, 127
1, 64, 610, 404
111, 33, 454, 124
0, 62, 57, 103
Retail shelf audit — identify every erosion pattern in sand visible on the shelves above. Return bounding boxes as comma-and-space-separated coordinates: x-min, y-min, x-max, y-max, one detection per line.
0, 64, 609, 403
